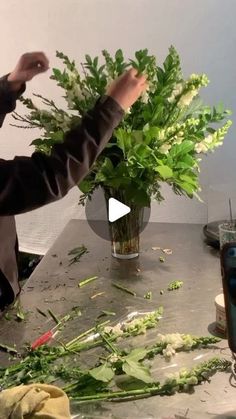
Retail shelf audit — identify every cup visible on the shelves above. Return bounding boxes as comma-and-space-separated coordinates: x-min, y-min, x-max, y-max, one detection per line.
215, 293, 226, 336
219, 222, 236, 249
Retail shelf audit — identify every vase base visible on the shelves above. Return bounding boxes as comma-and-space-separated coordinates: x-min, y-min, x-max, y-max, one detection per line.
112, 252, 139, 260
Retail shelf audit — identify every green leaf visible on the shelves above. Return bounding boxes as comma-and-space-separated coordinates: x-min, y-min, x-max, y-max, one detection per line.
124, 348, 148, 362
115, 49, 124, 62
85, 54, 93, 65
30, 138, 45, 146
115, 129, 132, 154
79, 179, 94, 194
171, 141, 194, 157
122, 360, 153, 383
89, 363, 114, 383
177, 181, 195, 195
95, 158, 114, 183
50, 131, 64, 142
179, 174, 197, 186
155, 165, 173, 179
52, 68, 62, 79
125, 186, 150, 207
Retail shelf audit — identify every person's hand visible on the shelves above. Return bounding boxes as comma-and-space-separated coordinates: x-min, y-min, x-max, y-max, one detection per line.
7, 52, 49, 91
106, 68, 148, 111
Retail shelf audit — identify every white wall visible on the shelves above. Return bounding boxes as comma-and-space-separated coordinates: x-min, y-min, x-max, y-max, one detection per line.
0, 0, 235, 253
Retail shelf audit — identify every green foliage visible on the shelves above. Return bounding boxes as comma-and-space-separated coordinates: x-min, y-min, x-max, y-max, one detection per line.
13, 47, 232, 207
167, 280, 184, 291
89, 363, 114, 383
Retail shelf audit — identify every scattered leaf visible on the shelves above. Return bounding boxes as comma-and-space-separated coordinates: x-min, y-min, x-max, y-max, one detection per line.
89, 363, 115, 383
68, 245, 88, 265
159, 256, 165, 263
124, 348, 148, 362
167, 281, 184, 291
122, 360, 153, 384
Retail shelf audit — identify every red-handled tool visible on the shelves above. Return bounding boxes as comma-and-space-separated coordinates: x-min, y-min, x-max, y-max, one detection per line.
31, 326, 59, 350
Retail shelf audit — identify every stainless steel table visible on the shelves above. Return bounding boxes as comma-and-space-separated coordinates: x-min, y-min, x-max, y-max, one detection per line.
0, 220, 235, 419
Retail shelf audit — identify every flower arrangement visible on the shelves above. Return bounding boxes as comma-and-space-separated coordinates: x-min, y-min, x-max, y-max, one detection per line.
12, 46, 232, 208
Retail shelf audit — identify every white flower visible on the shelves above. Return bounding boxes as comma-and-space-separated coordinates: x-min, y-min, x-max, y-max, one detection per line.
68, 72, 77, 83
178, 89, 198, 107
195, 142, 208, 154
141, 89, 149, 104
126, 107, 131, 115
173, 135, 183, 145
157, 333, 165, 342
163, 344, 176, 358
158, 130, 165, 141
104, 324, 123, 337
204, 134, 213, 144
159, 144, 171, 154
109, 354, 119, 363
168, 83, 184, 103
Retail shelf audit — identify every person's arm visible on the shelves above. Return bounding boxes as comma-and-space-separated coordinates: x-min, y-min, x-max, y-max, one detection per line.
0, 75, 25, 127
0, 54, 147, 216
0, 51, 49, 127
0, 95, 124, 215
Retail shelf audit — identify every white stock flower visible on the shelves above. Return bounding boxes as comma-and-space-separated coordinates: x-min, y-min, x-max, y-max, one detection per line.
204, 134, 213, 144
195, 142, 208, 154
173, 135, 183, 145
168, 83, 184, 103
178, 89, 198, 107
163, 344, 176, 358
159, 144, 171, 154
158, 130, 165, 140
109, 354, 119, 363
141, 89, 149, 104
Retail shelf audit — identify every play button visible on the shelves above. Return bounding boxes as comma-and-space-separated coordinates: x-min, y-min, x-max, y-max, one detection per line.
108, 198, 130, 222
85, 187, 151, 241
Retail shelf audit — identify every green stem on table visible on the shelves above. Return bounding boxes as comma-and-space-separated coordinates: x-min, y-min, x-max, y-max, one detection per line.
71, 386, 159, 402
0, 343, 18, 355
65, 320, 110, 350
78, 276, 98, 287
112, 282, 136, 296
69, 358, 231, 402
36, 308, 48, 318
48, 309, 60, 325
99, 331, 119, 355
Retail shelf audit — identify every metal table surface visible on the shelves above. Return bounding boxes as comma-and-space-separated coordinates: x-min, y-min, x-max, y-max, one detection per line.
0, 220, 235, 419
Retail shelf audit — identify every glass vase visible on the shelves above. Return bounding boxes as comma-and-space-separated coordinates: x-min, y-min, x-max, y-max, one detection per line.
104, 188, 144, 259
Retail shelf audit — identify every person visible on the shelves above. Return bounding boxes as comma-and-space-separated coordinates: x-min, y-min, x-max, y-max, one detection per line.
0, 52, 147, 312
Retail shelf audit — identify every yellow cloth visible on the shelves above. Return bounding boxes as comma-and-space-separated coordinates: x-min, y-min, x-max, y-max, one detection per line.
0, 383, 71, 419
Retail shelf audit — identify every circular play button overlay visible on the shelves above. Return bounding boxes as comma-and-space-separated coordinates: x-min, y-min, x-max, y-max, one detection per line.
85, 187, 151, 241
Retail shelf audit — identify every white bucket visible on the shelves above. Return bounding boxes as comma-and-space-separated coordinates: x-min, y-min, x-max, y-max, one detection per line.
215, 293, 227, 335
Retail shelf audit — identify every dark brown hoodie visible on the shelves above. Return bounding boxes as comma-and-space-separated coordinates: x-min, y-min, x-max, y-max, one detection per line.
0, 75, 124, 310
